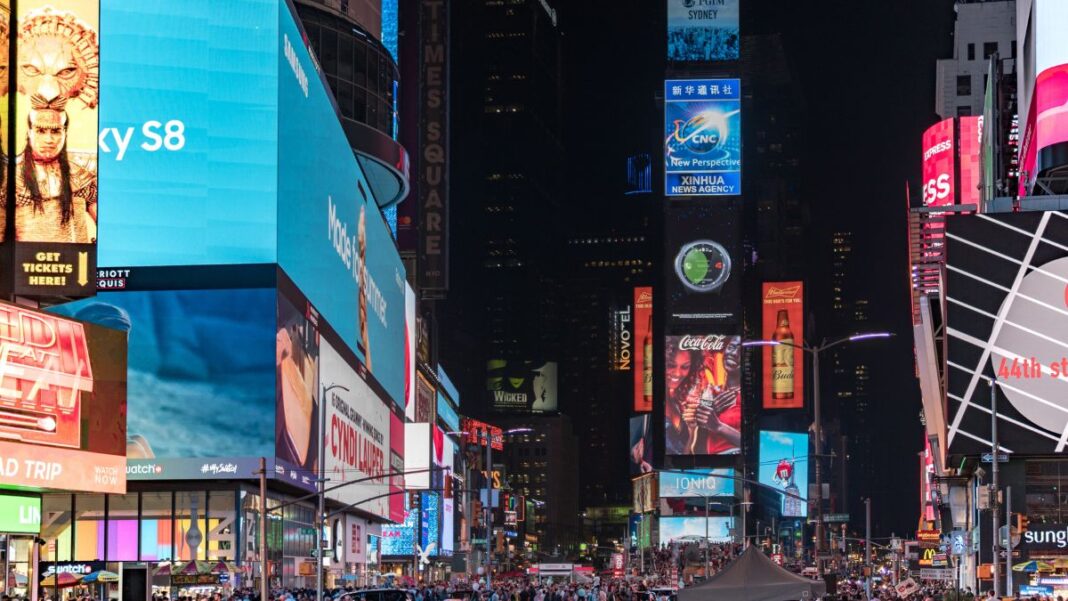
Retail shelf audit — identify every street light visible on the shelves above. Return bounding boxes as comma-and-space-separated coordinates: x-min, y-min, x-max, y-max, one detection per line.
743, 332, 892, 574
472, 426, 531, 589
318, 383, 349, 601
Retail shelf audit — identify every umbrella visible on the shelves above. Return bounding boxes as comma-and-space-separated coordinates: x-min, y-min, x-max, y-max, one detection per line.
152, 564, 172, 577
41, 572, 83, 587
207, 561, 239, 575
1053, 558, 1068, 570
82, 571, 121, 584
175, 560, 212, 575
1012, 560, 1055, 572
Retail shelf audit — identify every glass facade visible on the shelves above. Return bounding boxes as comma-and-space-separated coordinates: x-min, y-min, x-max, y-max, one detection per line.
297, 4, 399, 139
1025, 459, 1068, 523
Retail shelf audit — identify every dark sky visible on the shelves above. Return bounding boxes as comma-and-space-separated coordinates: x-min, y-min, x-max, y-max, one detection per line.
554, 0, 957, 536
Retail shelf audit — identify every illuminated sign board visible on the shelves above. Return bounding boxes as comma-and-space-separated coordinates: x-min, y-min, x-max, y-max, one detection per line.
959, 116, 982, 207
666, 0, 739, 63
633, 287, 653, 412
462, 418, 503, 451
0, 301, 126, 493
1019, 1, 1068, 196
761, 282, 804, 409
659, 517, 732, 545
0, 494, 41, 533
758, 430, 809, 517
632, 473, 656, 514
664, 79, 741, 196
437, 393, 460, 433
611, 304, 633, 371
922, 119, 955, 207
629, 415, 653, 477
659, 469, 735, 498
486, 359, 557, 413
665, 203, 741, 323
664, 334, 742, 456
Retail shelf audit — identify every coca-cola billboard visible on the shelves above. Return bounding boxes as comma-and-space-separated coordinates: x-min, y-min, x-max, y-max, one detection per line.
664, 334, 742, 456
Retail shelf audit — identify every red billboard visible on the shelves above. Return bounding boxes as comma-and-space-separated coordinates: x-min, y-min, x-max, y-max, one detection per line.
761, 282, 804, 409
922, 119, 955, 207
959, 116, 982, 207
0, 302, 126, 493
1020, 63, 1068, 196
664, 334, 741, 456
633, 287, 653, 412
461, 418, 503, 451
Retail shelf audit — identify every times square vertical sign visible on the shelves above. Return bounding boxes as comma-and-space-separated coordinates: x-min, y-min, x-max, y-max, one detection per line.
664, 79, 741, 197
418, 0, 448, 295
0, 0, 99, 299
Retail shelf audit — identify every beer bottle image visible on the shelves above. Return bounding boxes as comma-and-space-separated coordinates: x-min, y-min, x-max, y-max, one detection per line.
772, 309, 794, 399
642, 313, 653, 405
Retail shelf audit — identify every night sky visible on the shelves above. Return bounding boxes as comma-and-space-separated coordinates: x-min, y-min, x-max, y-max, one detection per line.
555, 0, 957, 536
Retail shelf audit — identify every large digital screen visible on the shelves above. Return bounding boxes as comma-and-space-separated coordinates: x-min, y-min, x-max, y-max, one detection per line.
321, 338, 391, 521
1019, 1, 1068, 196
389, 412, 405, 523
664, 334, 742, 456
945, 211, 1068, 454
629, 415, 653, 476
659, 469, 735, 498
665, 203, 742, 323
276, 293, 319, 476
486, 359, 558, 413
922, 119, 956, 207
97, 0, 279, 267
666, 0, 739, 63
51, 288, 273, 461
276, 5, 407, 411
761, 282, 804, 409
758, 430, 809, 517
634, 287, 653, 412
0, 302, 126, 493
437, 392, 460, 433
420, 491, 440, 556
0, 494, 41, 534
9, 0, 100, 298
659, 517, 732, 545
664, 79, 741, 196
381, 493, 417, 556
960, 116, 983, 207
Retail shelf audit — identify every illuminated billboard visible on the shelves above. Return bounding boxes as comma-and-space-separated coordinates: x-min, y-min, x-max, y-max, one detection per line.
0, 494, 41, 533
761, 282, 804, 409
959, 116, 983, 207
321, 338, 391, 521
758, 431, 809, 517
665, 203, 741, 322
664, 79, 741, 197
406, 422, 431, 490
611, 303, 633, 372
659, 517, 732, 545
664, 334, 742, 456
4, 0, 100, 298
945, 211, 1068, 453
667, 0, 738, 63
1019, 1, 1068, 196
922, 119, 955, 207
462, 418, 503, 451
634, 287, 653, 412
0, 301, 126, 493
659, 469, 735, 498
381, 494, 417, 555
437, 392, 460, 433
389, 412, 405, 523
632, 472, 656, 514
629, 415, 653, 476
486, 359, 557, 413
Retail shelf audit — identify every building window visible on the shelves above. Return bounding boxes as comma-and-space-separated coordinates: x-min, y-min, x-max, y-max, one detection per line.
42, 494, 74, 562
106, 494, 139, 561
957, 75, 971, 96
141, 492, 174, 562
73, 495, 105, 561
984, 42, 998, 59
967, 43, 975, 61
957, 106, 972, 117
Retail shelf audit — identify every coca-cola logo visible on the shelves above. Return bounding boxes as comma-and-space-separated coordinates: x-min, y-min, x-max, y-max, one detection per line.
677, 334, 728, 351
765, 285, 801, 299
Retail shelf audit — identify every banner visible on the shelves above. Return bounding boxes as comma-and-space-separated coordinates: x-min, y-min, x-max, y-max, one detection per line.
418, 0, 448, 294
761, 282, 804, 409
758, 431, 809, 517
664, 334, 742, 456
665, 203, 741, 323
8, 0, 100, 297
628, 415, 653, 476
633, 287, 653, 412
632, 473, 656, 514
921, 119, 955, 207
664, 79, 741, 196
486, 359, 557, 413
659, 468, 735, 498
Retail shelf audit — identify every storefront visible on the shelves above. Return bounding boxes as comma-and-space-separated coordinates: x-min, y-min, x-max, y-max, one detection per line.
1, 493, 43, 599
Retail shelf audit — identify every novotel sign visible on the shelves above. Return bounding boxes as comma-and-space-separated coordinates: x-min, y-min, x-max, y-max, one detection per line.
659, 469, 735, 498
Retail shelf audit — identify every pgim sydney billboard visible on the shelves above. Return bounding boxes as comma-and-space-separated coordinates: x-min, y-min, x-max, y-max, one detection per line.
664, 79, 741, 197
666, 0, 739, 63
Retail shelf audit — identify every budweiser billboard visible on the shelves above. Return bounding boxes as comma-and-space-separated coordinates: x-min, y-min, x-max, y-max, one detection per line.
664, 334, 741, 456
633, 287, 653, 412
761, 282, 804, 409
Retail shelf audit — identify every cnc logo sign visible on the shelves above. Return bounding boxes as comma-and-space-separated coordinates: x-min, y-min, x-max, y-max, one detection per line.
674, 240, 731, 293
0, 305, 93, 449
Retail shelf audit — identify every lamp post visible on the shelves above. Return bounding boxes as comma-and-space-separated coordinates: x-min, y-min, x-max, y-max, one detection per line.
318, 383, 349, 601
482, 427, 531, 590
743, 332, 892, 575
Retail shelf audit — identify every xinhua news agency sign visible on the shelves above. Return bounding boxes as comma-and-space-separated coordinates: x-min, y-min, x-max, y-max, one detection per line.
1020, 523, 1068, 550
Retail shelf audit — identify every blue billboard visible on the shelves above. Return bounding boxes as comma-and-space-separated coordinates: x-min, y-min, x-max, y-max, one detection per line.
659, 469, 735, 498
276, 6, 407, 409
667, 0, 739, 62
437, 393, 461, 433
758, 431, 809, 518
659, 517, 733, 545
99, 1, 280, 267
381, 494, 417, 556
664, 79, 742, 197
420, 491, 441, 556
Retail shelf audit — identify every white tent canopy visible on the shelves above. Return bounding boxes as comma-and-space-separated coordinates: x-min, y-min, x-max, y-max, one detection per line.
678, 546, 827, 601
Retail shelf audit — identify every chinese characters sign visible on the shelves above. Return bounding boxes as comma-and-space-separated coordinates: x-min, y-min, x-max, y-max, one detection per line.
664, 79, 741, 197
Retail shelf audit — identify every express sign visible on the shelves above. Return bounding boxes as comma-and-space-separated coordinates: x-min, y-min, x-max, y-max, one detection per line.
922, 119, 955, 207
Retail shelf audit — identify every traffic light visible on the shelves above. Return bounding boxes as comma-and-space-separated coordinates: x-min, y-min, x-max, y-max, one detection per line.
1017, 513, 1030, 533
